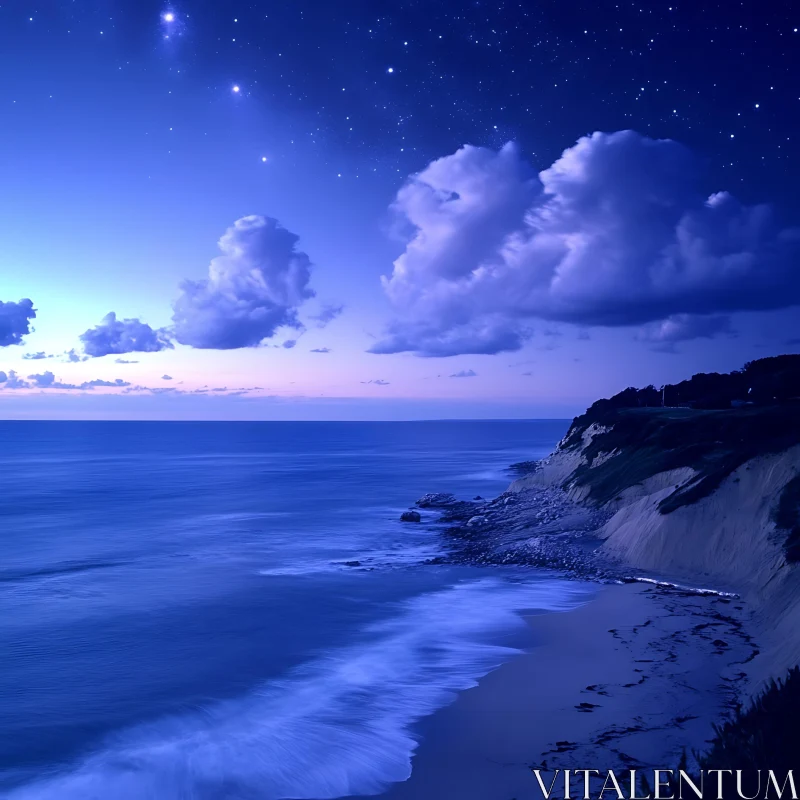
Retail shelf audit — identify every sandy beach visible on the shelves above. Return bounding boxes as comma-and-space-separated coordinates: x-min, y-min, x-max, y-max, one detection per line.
363, 581, 755, 800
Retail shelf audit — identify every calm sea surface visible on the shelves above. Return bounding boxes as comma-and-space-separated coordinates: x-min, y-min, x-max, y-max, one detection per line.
0, 420, 590, 799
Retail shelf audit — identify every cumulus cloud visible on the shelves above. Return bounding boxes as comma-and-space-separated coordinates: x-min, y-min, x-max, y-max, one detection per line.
372, 132, 800, 356
0, 371, 6, 383
23, 351, 50, 360
0, 371, 28, 388
310, 347, 331, 353
80, 313, 173, 357
0, 299, 36, 347
637, 314, 733, 352
449, 369, 477, 378
172, 215, 315, 349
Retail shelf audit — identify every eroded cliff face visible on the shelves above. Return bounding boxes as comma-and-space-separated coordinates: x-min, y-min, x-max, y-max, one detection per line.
511, 410, 800, 694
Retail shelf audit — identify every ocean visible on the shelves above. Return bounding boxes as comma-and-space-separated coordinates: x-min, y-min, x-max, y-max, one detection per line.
0, 419, 592, 799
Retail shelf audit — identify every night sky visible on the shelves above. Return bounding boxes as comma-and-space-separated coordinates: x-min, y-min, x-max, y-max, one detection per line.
0, 0, 798, 419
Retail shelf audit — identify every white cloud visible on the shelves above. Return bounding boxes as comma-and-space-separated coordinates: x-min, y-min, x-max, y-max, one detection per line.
172, 215, 315, 349
372, 131, 800, 356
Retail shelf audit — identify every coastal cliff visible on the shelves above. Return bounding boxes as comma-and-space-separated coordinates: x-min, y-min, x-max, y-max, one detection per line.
511, 399, 800, 695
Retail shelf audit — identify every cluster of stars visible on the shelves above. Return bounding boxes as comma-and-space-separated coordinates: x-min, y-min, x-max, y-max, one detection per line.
11, 2, 797, 198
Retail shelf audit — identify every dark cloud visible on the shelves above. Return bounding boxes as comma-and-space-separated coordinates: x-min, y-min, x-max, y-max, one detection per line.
373, 132, 800, 356
162, 374, 173, 380
310, 347, 331, 353
361, 379, 390, 385
22, 351, 50, 360
80, 312, 173, 357
449, 369, 477, 378
282, 339, 297, 349
0, 299, 36, 347
172, 215, 315, 349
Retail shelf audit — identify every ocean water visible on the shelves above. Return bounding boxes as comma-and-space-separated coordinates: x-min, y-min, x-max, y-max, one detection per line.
0, 420, 590, 799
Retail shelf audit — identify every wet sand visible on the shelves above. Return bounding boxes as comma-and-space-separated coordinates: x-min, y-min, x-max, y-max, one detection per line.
364, 582, 755, 800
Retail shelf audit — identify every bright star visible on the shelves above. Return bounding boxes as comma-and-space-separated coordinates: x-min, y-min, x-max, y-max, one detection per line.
163, 12, 175, 22
387, 67, 394, 73
261, 156, 268, 162
232, 85, 241, 93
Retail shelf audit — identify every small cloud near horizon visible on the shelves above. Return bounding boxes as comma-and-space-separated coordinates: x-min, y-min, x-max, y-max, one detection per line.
449, 369, 477, 378
0, 370, 131, 391
80, 312, 173, 357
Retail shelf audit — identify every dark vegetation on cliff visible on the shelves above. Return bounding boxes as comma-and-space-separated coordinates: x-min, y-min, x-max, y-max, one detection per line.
559, 356, 800, 561
699, 666, 800, 778
656, 668, 800, 798
570, 355, 800, 423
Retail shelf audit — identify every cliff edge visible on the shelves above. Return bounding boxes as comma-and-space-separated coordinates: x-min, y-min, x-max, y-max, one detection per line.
512, 389, 800, 695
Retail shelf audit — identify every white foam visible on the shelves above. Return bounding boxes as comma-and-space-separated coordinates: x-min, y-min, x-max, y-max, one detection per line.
3, 577, 590, 800
622, 575, 739, 598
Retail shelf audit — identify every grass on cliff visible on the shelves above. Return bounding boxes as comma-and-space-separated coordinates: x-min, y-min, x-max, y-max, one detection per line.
651, 668, 800, 799
698, 667, 800, 775
561, 405, 800, 560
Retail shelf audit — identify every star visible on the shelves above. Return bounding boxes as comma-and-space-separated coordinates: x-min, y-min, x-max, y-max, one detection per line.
163, 12, 175, 23
232, 85, 241, 93
261, 156, 268, 162
387, 67, 394, 73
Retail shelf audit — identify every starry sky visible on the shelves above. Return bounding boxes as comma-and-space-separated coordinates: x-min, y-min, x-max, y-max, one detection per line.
0, 0, 798, 420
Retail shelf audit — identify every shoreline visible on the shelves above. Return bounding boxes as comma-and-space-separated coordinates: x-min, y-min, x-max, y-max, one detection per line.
357, 582, 755, 800
363, 450, 772, 799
